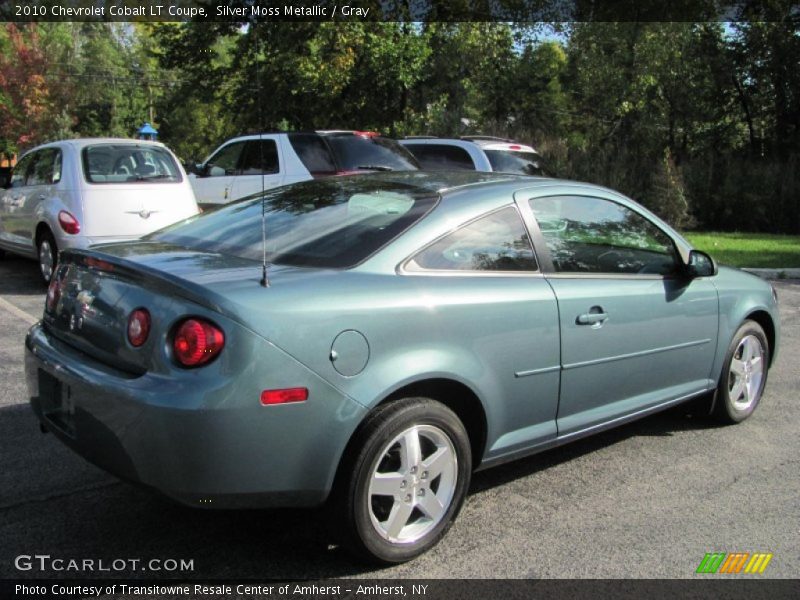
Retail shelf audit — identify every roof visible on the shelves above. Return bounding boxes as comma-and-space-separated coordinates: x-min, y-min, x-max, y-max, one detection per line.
401, 137, 539, 153
332, 170, 563, 197
20, 138, 169, 156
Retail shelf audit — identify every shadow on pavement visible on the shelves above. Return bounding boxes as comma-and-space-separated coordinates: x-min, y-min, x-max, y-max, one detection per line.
0, 396, 721, 580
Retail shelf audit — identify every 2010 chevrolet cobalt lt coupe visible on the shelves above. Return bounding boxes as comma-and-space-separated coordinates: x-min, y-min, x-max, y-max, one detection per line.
26, 172, 779, 563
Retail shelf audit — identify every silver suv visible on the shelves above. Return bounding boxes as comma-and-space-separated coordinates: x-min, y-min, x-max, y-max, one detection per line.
189, 130, 420, 207
400, 136, 548, 176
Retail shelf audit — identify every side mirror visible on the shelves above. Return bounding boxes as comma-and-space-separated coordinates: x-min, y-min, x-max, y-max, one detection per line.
685, 249, 718, 278
184, 161, 204, 176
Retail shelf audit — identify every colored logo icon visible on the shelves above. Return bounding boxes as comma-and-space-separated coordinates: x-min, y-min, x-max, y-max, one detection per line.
696, 552, 773, 574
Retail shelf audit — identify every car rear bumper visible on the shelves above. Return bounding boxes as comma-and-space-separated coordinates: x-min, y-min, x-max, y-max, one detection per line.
25, 322, 366, 508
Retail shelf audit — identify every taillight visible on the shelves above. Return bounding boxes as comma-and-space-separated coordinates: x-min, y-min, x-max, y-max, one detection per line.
127, 308, 151, 347
173, 318, 225, 367
58, 210, 80, 234
84, 257, 115, 272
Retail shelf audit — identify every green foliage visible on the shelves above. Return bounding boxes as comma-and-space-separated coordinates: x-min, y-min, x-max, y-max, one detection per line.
0, 20, 798, 233
684, 232, 800, 268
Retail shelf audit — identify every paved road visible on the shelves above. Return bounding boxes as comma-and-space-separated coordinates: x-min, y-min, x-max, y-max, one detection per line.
0, 254, 798, 579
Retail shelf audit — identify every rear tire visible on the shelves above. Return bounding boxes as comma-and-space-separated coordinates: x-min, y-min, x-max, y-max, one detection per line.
36, 229, 58, 284
334, 397, 472, 564
712, 320, 769, 424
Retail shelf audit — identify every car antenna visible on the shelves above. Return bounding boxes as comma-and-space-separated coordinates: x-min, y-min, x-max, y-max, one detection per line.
252, 14, 270, 288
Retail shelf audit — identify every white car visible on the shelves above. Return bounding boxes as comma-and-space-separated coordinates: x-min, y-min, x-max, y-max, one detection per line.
400, 136, 549, 176
0, 138, 199, 282
188, 130, 420, 207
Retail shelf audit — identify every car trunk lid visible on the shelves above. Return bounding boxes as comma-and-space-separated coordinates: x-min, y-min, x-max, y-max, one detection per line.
42, 244, 318, 374
80, 185, 197, 239
42, 245, 255, 374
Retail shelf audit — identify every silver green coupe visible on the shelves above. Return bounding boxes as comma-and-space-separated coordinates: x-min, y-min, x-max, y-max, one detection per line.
25, 172, 779, 563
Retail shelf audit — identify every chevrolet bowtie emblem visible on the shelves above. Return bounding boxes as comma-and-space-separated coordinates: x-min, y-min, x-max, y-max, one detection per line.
126, 209, 158, 219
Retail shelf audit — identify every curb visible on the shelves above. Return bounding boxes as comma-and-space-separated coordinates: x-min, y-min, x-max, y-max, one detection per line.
742, 268, 800, 281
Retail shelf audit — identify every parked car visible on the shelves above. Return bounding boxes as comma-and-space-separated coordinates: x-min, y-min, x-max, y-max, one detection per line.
0, 166, 11, 189
27, 172, 778, 563
0, 138, 199, 283
188, 130, 420, 207
401, 136, 548, 176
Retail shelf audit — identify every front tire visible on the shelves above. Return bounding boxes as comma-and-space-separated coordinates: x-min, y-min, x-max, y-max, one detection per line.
713, 320, 769, 424
37, 229, 58, 284
335, 398, 472, 564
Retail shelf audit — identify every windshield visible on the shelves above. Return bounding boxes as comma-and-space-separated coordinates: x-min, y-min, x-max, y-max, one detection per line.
484, 150, 547, 176
150, 178, 438, 268
82, 144, 183, 184
325, 135, 420, 172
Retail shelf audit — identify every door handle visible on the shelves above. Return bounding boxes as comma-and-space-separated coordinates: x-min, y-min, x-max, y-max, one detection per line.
576, 308, 608, 326
37, 194, 47, 200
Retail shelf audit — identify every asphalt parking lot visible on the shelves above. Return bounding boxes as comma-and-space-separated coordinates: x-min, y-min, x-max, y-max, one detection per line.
0, 253, 798, 580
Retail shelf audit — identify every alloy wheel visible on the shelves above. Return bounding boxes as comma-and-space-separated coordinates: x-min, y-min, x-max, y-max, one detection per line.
728, 334, 765, 411
367, 424, 457, 544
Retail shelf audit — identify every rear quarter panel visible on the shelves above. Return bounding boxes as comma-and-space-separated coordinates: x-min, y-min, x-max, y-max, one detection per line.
222, 266, 561, 464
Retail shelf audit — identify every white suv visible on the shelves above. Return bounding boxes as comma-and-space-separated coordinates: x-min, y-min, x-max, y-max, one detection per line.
189, 130, 420, 207
0, 138, 199, 282
400, 136, 548, 176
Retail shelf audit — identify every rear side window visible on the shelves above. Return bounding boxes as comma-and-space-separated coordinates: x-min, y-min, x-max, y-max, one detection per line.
27, 148, 62, 186
325, 135, 420, 171
406, 206, 538, 272
239, 140, 279, 175
9, 152, 36, 188
485, 150, 547, 176
151, 178, 438, 269
83, 144, 182, 184
288, 133, 337, 174
404, 144, 476, 171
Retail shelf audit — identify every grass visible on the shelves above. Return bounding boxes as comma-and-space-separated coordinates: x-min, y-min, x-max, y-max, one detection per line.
683, 232, 800, 269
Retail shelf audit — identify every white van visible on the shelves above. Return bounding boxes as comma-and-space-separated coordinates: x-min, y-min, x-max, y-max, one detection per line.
0, 138, 199, 282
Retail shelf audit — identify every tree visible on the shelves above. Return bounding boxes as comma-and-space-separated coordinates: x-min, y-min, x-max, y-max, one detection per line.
0, 24, 73, 156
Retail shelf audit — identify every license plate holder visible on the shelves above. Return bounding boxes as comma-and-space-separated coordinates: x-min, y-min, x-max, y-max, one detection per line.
38, 369, 76, 437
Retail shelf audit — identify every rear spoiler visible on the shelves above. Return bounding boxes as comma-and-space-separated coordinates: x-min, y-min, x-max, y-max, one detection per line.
59, 247, 247, 324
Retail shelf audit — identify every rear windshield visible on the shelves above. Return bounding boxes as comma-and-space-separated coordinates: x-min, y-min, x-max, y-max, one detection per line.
287, 133, 337, 174
403, 143, 476, 171
484, 150, 547, 176
82, 144, 183, 184
150, 178, 438, 268
324, 135, 420, 172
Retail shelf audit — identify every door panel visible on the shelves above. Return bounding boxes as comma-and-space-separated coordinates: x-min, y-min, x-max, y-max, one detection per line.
1, 151, 44, 250
17, 148, 60, 242
192, 141, 245, 205
523, 193, 719, 436
547, 276, 718, 435
232, 139, 284, 199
